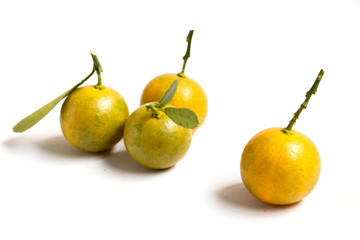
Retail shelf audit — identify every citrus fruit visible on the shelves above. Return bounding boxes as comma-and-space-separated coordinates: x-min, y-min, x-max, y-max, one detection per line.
241, 127, 321, 205
12, 51, 129, 152
12, 51, 104, 134
124, 103, 192, 169
140, 30, 208, 132
140, 73, 207, 132
240, 69, 324, 205
60, 85, 129, 152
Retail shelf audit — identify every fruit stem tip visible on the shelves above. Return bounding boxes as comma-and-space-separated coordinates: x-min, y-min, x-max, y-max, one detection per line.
180, 30, 194, 75
90, 50, 103, 72
90, 50, 104, 88
282, 69, 324, 133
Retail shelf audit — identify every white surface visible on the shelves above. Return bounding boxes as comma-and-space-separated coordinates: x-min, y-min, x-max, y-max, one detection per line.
1, 0, 360, 239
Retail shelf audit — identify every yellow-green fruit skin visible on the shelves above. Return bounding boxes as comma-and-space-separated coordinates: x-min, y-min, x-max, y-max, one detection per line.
240, 128, 321, 205
140, 74, 208, 132
60, 85, 129, 152
124, 103, 192, 169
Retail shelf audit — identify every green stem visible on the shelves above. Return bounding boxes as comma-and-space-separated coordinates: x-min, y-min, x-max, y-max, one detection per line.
146, 104, 163, 119
282, 69, 324, 134
90, 50, 103, 72
95, 70, 103, 89
90, 50, 104, 89
179, 30, 194, 75
76, 67, 96, 89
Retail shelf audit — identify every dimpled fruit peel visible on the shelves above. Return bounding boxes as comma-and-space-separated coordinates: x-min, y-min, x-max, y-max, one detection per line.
240, 69, 324, 205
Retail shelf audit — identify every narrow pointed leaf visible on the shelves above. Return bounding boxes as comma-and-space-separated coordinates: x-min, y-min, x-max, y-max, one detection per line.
163, 107, 199, 129
156, 79, 179, 108
13, 94, 67, 133
13, 69, 95, 133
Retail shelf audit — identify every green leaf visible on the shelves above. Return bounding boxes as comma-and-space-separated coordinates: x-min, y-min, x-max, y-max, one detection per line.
156, 79, 179, 108
163, 107, 199, 129
12, 69, 95, 133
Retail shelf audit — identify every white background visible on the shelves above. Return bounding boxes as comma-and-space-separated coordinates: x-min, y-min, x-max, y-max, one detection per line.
1, 0, 360, 239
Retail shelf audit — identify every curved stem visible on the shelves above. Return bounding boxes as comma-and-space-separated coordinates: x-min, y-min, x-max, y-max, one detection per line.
90, 50, 104, 89
282, 69, 324, 134
77, 67, 96, 88
180, 30, 194, 75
